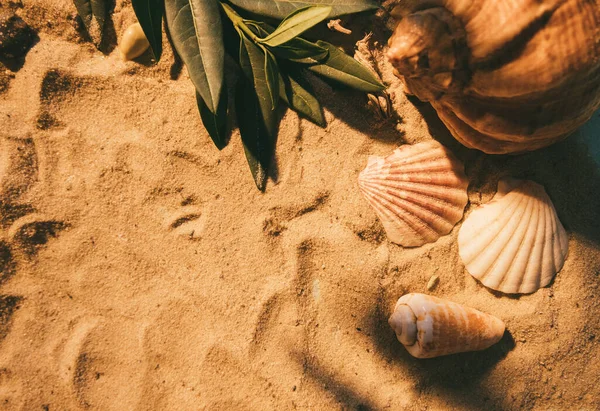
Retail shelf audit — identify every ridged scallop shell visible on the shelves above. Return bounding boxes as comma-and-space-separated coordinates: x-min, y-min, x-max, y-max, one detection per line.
119, 23, 150, 61
358, 141, 469, 247
387, 0, 600, 154
389, 293, 505, 358
458, 179, 568, 294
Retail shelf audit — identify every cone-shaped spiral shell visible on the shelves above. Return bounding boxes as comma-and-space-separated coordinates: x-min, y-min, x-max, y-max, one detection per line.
389, 293, 505, 358
458, 179, 568, 294
358, 141, 469, 247
387, 0, 600, 154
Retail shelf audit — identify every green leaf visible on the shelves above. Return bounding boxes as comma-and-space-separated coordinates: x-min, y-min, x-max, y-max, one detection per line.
165, 0, 224, 113
197, 87, 229, 150
73, 0, 107, 46
279, 69, 326, 127
244, 20, 329, 63
307, 41, 385, 93
260, 6, 331, 47
228, 0, 378, 19
271, 38, 329, 62
238, 34, 277, 137
263, 47, 280, 109
131, 0, 163, 60
236, 79, 274, 191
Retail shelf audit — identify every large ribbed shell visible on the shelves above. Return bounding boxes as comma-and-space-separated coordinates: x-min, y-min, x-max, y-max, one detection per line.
458, 179, 569, 294
388, 293, 505, 358
387, 0, 600, 154
358, 141, 469, 247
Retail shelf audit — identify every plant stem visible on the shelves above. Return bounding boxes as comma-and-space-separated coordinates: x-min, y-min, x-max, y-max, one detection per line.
220, 2, 260, 42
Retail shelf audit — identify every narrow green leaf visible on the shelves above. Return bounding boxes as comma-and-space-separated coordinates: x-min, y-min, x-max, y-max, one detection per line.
263, 48, 280, 109
197, 87, 229, 150
279, 69, 326, 127
131, 0, 163, 60
236, 79, 274, 191
307, 41, 385, 93
244, 21, 329, 63
165, 0, 224, 113
244, 21, 271, 37
272, 38, 329, 62
238, 34, 277, 137
73, 0, 107, 46
260, 6, 331, 47
228, 0, 378, 19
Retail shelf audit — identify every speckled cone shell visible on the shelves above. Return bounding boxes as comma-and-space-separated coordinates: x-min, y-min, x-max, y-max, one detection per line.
358, 141, 469, 247
389, 293, 505, 358
458, 179, 568, 294
387, 0, 600, 154
119, 23, 150, 61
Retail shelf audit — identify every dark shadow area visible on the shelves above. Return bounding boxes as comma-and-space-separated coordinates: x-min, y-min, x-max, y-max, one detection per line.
0, 202, 34, 230
97, 8, 117, 55
0, 242, 16, 287
164, 14, 184, 80
510, 121, 600, 246
406, 95, 478, 160
129, 47, 159, 67
0, 295, 21, 345
317, 83, 405, 145
291, 351, 377, 411
11, 219, 67, 256
0, 12, 39, 72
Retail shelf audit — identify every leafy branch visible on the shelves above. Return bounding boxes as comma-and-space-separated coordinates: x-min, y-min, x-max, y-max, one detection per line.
73, 0, 385, 191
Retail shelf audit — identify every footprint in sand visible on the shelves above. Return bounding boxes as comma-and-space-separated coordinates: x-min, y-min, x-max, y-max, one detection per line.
0, 367, 23, 410
249, 202, 417, 409
0, 135, 65, 259
0, 135, 37, 226
165, 204, 207, 240
58, 317, 146, 410
0, 296, 23, 410
140, 299, 278, 410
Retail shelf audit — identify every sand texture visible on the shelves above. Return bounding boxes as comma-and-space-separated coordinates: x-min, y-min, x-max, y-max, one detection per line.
1, 1, 600, 410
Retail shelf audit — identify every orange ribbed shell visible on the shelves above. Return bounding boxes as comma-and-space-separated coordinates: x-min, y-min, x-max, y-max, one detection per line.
389, 293, 505, 358
387, 0, 600, 154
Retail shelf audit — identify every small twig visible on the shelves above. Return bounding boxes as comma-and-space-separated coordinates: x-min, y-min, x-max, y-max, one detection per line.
327, 19, 352, 35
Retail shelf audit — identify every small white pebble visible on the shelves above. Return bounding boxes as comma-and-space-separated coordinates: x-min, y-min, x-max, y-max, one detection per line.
426, 275, 439, 291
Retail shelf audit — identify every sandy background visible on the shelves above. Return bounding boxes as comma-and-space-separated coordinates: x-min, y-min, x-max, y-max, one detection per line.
1, 1, 600, 410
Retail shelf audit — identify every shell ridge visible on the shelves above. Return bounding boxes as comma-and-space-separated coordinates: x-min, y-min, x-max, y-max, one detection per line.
539, 195, 556, 288
514, 195, 544, 293
480, 193, 534, 286
365, 177, 468, 200
362, 180, 466, 220
497, 191, 541, 293
547, 194, 569, 270
366, 183, 454, 235
546, 194, 562, 282
460, 190, 528, 267
365, 188, 433, 244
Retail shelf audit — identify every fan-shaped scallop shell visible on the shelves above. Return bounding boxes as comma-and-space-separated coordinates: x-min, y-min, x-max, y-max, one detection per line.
358, 141, 469, 247
458, 179, 568, 294
389, 293, 505, 358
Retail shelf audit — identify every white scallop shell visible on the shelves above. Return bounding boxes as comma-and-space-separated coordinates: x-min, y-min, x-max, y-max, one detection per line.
358, 141, 469, 247
458, 178, 569, 294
